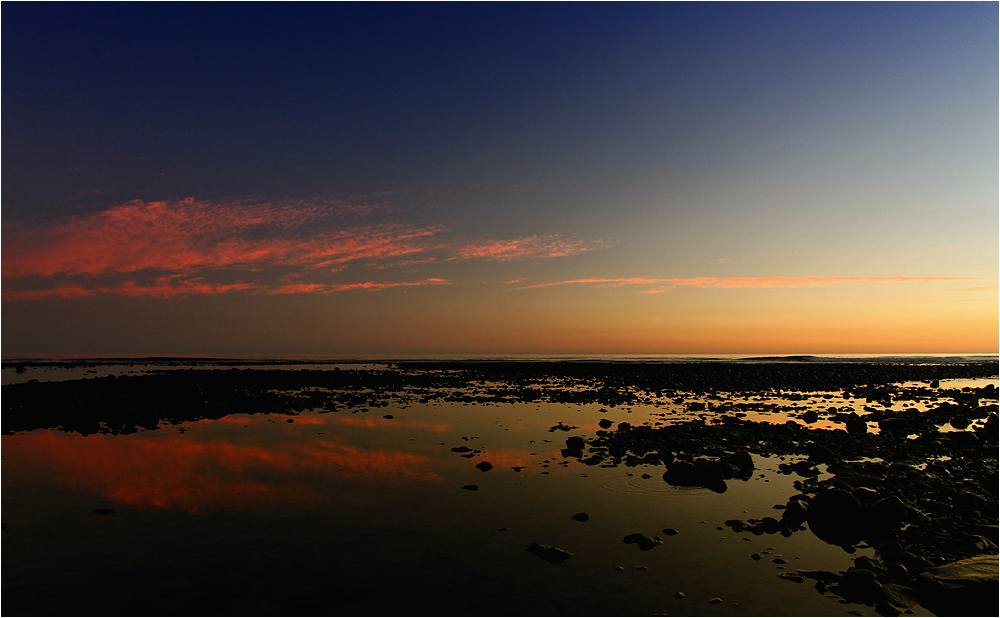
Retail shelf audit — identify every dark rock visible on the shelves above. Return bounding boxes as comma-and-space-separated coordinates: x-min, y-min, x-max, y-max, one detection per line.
565, 436, 586, 451
383, 414, 393, 419
623, 533, 662, 551
598, 418, 614, 429
617, 422, 631, 431
845, 418, 868, 435
807, 488, 862, 546
93, 508, 116, 515
852, 486, 879, 505
451, 446, 473, 453
869, 495, 908, 535
475, 461, 494, 472
571, 512, 590, 522
527, 542, 572, 563
461, 484, 479, 491
661, 528, 678, 536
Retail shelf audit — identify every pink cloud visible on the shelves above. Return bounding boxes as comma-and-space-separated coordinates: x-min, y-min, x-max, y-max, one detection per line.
2, 198, 442, 278
3, 198, 598, 300
453, 235, 594, 261
518, 275, 981, 292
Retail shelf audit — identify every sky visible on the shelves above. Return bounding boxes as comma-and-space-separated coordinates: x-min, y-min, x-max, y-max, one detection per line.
2, 3, 997, 357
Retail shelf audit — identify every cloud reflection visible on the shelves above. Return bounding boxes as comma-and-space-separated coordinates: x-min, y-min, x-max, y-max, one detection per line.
10, 428, 442, 512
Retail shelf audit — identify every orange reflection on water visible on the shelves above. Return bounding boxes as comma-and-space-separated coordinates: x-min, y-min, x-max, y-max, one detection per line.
8, 427, 441, 513
330, 416, 452, 432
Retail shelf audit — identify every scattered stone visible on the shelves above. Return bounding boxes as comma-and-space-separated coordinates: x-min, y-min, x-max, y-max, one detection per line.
598, 418, 614, 429
661, 528, 678, 536
570, 512, 590, 522
674, 592, 684, 598
383, 414, 393, 419
708, 598, 723, 604
475, 461, 494, 472
461, 484, 478, 491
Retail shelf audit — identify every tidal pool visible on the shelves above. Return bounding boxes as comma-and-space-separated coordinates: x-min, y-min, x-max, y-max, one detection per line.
3, 363, 995, 616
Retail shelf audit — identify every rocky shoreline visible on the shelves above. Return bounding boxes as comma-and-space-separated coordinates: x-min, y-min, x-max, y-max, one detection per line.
4, 361, 997, 615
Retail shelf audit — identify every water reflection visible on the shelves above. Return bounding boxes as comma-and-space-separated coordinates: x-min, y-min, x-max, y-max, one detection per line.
5, 421, 444, 512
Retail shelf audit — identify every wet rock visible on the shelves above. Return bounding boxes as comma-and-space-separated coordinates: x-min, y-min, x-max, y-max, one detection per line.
571, 512, 590, 522
382, 414, 393, 419
807, 488, 862, 546
623, 533, 662, 551
916, 555, 998, 617
565, 436, 586, 451
475, 461, 494, 472
661, 528, 678, 536
869, 495, 908, 536
782, 499, 808, 525
838, 568, 882, 603
451, 446, 473, 453
598, 418, 614, 429
461, 484, 479, 491
527, 542, 572, 563
725, 451, 755, 477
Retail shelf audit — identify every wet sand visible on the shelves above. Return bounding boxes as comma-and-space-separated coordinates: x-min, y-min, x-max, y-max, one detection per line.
2, 360, 997, 616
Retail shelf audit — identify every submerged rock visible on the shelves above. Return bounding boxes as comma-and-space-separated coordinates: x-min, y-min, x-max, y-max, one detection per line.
527, 542, 572, 563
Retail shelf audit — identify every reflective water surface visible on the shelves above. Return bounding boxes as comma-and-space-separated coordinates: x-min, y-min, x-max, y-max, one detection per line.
4, 366, 995, 616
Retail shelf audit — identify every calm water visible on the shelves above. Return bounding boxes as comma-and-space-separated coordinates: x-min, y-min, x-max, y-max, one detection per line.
4, 368, 995, 616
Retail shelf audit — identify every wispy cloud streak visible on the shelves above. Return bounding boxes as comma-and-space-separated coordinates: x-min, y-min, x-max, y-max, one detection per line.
517, 275, 981, 292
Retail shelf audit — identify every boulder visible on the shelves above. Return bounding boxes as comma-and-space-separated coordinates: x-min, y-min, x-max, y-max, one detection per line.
807, 488, 862, 546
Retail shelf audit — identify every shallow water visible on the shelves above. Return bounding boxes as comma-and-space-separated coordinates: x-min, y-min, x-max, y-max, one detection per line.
4, 380, 969, 617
